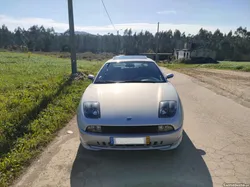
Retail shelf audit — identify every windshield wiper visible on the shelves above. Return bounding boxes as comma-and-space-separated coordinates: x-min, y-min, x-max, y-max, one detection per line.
120, 80, 158, 83
94, 80, 118, 84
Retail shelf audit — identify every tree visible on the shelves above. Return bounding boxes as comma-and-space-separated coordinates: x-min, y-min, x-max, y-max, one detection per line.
0, 25, 250, 61
0, 25, 12, 48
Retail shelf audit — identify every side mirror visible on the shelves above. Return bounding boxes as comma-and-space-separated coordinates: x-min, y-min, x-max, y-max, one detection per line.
88, 74, 95, 81
166, 73, 174, 79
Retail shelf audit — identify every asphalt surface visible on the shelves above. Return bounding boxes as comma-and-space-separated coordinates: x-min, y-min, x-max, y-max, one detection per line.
12, 68, 250, 187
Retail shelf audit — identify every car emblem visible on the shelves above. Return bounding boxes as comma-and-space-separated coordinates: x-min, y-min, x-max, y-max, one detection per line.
126, 117, 132, 121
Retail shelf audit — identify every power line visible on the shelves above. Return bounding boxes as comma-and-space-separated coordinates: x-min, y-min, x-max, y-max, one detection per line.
101, 0, 117, 32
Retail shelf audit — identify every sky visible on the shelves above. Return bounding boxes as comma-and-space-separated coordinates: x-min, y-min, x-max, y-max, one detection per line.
0, 0, 249, 35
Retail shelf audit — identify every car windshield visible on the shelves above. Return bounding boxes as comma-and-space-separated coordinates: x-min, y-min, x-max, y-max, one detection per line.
94, 61, 166, 83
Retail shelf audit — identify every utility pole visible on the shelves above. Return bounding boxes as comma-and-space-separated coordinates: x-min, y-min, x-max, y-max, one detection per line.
117, 30, 120, 54
117, 29, 123, 54
67, 0, 77, 75
155, 22, 160, 62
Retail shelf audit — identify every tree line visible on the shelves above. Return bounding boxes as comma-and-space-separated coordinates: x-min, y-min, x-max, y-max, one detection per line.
0, 25, 250, 61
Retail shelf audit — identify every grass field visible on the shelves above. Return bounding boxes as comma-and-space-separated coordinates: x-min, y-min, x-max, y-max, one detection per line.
0, 52, 103, 186
160, 61, 250, 72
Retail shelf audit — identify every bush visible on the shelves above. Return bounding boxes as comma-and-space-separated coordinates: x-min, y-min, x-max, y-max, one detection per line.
172, 57, 218, 64
172, 58, 192, 64
0, 48, 8, 52
190, 57, 219, 64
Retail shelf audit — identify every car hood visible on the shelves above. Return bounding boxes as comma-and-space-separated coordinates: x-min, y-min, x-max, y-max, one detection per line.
81, 83, 179, 124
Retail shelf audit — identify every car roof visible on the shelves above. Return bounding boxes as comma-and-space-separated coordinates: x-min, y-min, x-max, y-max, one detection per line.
106, 55, 155, 63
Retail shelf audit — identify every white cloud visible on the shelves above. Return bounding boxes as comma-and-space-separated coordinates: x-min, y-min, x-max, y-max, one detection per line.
0, 15, 69, 32
0, 14, 242, 35
157, 10, 177, 15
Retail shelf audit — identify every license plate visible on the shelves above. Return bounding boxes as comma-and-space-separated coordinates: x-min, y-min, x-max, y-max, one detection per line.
110, 137, 150, 145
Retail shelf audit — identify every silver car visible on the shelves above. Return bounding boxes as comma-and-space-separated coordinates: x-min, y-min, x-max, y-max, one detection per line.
77, 55, 183, 151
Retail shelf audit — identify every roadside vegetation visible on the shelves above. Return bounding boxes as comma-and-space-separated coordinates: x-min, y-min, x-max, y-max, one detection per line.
34, 51, 114, 61
0, 52, 103, 187
160, 61, 250, 72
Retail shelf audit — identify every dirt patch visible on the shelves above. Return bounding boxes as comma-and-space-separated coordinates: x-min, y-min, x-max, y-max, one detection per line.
177, 68, 250, 108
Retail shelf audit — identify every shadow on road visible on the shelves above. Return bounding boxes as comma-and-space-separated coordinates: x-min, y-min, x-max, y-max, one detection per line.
70, 131, 212, 187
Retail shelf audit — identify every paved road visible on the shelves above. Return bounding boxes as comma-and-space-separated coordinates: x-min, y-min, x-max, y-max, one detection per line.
13, 68, 250, 187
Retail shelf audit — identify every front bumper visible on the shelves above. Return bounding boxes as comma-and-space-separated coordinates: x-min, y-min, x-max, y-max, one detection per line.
78, 127, 183, 151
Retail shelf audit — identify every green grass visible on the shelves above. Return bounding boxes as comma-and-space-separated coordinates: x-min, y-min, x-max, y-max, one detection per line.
0, 52, 103, 187
160, 61, 250, 72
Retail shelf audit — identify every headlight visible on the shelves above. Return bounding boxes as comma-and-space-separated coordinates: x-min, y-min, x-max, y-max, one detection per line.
158, 100, 177, 118
158, 125, 174, 132
86, 125, 102, 132
83, 101, 100, 118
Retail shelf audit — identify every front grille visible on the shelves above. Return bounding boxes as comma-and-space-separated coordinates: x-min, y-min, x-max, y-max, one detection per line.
97, 141, 163, 146
90, 141, 170, 149
101, 126, 158, 134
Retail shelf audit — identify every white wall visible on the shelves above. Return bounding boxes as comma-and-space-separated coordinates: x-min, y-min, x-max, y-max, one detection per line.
176, 50, 190, 59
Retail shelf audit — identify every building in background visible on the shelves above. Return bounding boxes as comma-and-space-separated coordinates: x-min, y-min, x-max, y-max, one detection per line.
174, 44, 216, 61
174, 49, 191, 60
